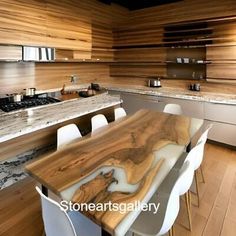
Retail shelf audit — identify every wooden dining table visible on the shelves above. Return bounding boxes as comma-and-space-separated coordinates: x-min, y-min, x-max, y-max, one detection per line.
25, 109, 203, 236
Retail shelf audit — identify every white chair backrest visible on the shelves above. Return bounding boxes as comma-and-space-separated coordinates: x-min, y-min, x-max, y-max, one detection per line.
91, 114, 108, 133
185, 141, 205, 171
114, 107, 127, 120
197, 124, 213, 145
175, 160, 194, 196
163, 104, 183, 115
158, 186, 180, 235
57, 124, 82, 149
36, 186, 77, 236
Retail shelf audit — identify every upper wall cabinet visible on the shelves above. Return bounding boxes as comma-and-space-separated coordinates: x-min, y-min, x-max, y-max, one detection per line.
45, 0, 92, 54
0, 0, 47, 46
0, 45, 22, 61
0, 0, 92, 57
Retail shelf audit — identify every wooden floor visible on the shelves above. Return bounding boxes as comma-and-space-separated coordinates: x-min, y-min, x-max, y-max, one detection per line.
0, 143, 235, 236
175, 143, 236, 236
0, 178, 44, 236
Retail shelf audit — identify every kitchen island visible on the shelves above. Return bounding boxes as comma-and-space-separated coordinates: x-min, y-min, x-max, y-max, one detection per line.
0, 93, 122, 189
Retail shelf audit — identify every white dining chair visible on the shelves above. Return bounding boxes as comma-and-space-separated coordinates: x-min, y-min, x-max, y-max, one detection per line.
91, 114, 108, 133
129, 187, 180, 236
57, 124, 82, 149
114, 107, 127, 120
175, 159, 195, 231
185, 125, 212, 207
163, 104, 183, 115
130, 162, 197, 236
36, 186, 101, 236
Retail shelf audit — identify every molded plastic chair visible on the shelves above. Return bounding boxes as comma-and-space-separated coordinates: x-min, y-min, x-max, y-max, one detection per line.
176, 159, 195, 231
91, 114, 108, 133
57, 124, 82, 149
130, 185, 180, 236
185, 125, 212, 207
163, 104, 183, 115
36, 187, 101, 236
114, 107, 127, 120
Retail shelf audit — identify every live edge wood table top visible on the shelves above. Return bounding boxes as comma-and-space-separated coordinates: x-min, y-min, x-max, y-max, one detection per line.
26, 109, 198, 235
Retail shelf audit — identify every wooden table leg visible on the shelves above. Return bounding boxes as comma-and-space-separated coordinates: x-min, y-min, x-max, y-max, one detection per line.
42, 185, 48, 197
102, 228, 112, 236
186, 142, 191, 153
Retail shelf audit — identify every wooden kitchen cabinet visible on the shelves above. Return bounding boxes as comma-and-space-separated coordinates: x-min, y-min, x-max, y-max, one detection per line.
0, 46, 22, 61
0, 0, 92, 55
45, 0, 92, 52
0, 0, 47, 46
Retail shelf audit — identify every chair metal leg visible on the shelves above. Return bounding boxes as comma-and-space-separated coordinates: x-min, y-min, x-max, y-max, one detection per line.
188, 190, 192, 207
169, 226, 174, 236
200, 165, 205, 183
194, 171, 200, 207
185, 191, 192, 231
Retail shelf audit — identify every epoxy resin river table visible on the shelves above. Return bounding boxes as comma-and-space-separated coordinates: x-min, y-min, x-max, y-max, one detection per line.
26, 109, 203, 236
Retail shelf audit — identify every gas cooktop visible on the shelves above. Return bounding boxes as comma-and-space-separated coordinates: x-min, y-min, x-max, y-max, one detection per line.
0, 95, 60, 113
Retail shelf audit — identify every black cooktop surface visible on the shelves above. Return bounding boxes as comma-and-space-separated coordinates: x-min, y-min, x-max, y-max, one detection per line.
0, 95, 60, 112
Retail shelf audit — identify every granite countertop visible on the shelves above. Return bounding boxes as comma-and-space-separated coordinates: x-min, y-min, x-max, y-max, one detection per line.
104, 84, 236, 105
32, 83, 236, 105
0, 93, 122, 143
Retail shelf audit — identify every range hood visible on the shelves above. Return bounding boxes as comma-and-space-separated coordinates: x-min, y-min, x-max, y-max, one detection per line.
23, 46, 55, 61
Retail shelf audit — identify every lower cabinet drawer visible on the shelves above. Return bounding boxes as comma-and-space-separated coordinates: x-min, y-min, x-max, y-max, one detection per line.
204, 120, 236, 146
205, 102, 236, 125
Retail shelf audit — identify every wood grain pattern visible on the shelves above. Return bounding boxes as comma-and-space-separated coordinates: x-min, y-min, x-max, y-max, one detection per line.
87, 160, 163, 233
26, 109, 193, 233
207, 64, 236, 82
0, 178, 44, 236
26, 109, 191, 192
1, 144, 236, 236
0, 45, 22, 60
45, 0, 92, 51
110, 64, 167, 78
0, 62, 111, 94
0, 0, 47, 46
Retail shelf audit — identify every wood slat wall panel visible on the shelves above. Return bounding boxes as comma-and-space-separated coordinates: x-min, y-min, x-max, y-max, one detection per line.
114, 48, 166, 62
92, 49, 114, 61
207, 64, 236, 81
114, 27, 163, 47
127, 0, 236, 28
207, 46, 236, 61
0, 0, 128, 94
110, 64, 166, 78
0, 46, 22, 60
0, 0, 47, 46
45, 0, 92, 52
0, 62, 110, 94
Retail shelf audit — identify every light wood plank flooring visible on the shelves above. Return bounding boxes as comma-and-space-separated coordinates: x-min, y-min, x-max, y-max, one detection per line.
175, 143, 236, 236
0, 143, 235, 236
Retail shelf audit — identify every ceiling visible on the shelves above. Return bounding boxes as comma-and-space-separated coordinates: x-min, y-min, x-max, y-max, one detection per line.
98, 0, 182, 10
